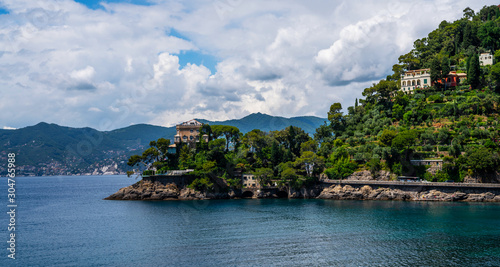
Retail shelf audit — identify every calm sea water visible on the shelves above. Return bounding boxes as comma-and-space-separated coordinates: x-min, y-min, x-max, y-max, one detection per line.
0, 175, 499, 266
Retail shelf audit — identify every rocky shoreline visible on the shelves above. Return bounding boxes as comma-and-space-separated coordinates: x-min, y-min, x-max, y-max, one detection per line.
105, 180, 500, 202
318, 184, 500, 202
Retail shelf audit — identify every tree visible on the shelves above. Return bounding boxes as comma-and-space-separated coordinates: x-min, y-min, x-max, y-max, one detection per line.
178, 145, 193, 170
398, 51, 421, 71
468, 53, 480, 89
328, 102, 344, 133
211, 125, 241, 152
463, 7, 475, 20
478, 21, 500, 51
379, 129, 398, 147
314, 123, 333, 143
430, 56, 442, 84
253, 167, 273, 187
441, 56, 451, 88
300, 140, 318, 154
126, 138, 173, 176
490, 60, 500, 92
463, 147, 500, 180
294, 151, 325, 177
462, 22, 475, 50
324, 156, 357, 180
391, 130, 417, 151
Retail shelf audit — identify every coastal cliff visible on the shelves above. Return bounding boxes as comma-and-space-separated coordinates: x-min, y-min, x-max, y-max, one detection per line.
106, 178, 500, 202
104, 180, 230, 200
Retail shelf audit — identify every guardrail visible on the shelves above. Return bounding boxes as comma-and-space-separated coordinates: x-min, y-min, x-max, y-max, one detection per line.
321, 179, 500, 188
143, 169, 194, 177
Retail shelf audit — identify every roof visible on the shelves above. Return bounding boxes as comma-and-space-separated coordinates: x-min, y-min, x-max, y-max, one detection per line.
404, 68, 430, 74
178, 119, 203, 126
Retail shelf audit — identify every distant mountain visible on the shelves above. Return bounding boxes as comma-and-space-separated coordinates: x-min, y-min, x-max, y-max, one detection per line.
0, 113, 326, 176
197, 112, 326, 134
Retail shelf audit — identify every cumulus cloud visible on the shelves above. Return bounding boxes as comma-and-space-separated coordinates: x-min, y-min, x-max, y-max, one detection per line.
0, 0, 496, 130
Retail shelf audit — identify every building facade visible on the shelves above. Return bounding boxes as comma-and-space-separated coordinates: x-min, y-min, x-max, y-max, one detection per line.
242, 174, 259, 188
169, 119, 208, 151
174, 119, 204, 144
400, 69, 467, 93
410, 159, 443, 172
400, 69, 431, 93
479, 52, 493, 66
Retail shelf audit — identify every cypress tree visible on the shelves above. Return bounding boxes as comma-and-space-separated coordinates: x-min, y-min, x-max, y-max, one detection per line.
430, 57, 442, 85
468, 53, 480, 89
441, 57, 451, 80
440, 57, 450, 89
462, 23, 473, 49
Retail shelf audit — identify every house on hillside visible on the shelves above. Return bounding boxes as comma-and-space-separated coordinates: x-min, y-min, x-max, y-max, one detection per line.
168, 119, 208, 152
479, 52, 493, 66
400, 69, 431, 93
440, 71, 467, 88
242, 174, 260, 188
410, 159, 443, 173
400, 69, 467, 94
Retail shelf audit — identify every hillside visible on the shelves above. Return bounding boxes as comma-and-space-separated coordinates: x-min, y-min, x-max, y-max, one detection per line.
318, 5, 500, 183
123, 5, 500, 191
0, 113, 326, 176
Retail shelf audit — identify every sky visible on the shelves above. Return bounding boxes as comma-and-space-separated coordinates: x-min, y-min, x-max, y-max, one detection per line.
0, 0, 497, 131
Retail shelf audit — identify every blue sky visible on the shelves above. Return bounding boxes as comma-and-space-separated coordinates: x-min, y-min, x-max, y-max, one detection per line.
0, 0, 497, 130
75, 0, 153, 9
74, 0, 219, 73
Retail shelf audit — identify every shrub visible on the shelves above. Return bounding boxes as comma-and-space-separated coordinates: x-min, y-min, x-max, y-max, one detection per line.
324, 157, 358, 179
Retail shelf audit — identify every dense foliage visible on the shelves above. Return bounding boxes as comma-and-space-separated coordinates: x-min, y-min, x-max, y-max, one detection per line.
129, 5, 500, 190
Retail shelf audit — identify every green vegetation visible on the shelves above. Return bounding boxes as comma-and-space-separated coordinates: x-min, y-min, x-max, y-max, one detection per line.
129, 5, 500, 189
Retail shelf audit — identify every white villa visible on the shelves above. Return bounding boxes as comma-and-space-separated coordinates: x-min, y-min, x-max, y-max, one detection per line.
479, 52, 494, 66
400, 69, 431, 93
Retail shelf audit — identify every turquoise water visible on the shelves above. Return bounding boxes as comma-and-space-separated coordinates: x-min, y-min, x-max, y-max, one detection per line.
0, 175, 499, 266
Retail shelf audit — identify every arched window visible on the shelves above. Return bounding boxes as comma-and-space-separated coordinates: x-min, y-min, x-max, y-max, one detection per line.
403, 81, 406, 86
417, 80, 421, 85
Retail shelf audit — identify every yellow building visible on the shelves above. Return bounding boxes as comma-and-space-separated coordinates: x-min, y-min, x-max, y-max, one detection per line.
169, 120, 208, 151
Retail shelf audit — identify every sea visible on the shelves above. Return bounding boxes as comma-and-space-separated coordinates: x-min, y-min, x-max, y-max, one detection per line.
0, 175, 499, 266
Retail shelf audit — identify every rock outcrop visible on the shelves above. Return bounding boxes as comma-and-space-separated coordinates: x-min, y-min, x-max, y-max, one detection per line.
345, 170, 394, 181
317, 185, 500, 202
105, 180, 231, 200
106, 179, 500, 202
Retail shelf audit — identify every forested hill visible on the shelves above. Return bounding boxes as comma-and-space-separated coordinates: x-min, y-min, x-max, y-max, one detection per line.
316, 5, 500, 183
0, 113, 326, 176
122, 5, 500, 190
197, 113, 326, 134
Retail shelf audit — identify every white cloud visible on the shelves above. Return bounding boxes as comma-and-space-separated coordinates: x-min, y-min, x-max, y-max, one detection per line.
0, 0, 497, 130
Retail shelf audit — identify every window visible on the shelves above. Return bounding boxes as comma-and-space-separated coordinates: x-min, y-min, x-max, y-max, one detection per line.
190, 136, 194, 140
424, 79, 427, 84
190, 129, 193, 133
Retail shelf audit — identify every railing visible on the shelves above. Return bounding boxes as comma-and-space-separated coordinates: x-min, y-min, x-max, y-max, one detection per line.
321, 179, 500, 188
142, 169, 194, 177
